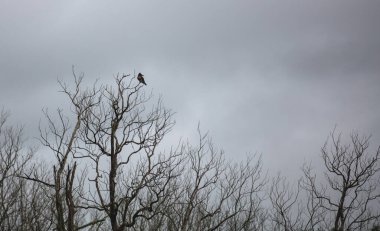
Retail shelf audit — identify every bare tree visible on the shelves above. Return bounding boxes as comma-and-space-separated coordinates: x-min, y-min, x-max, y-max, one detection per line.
70, 73, 183, 231
300, 169, 325, 231
0, 110, 47, 230
153, 129, 267, 231
16, 170, 55, 231
0, 110, 24, 229
20, 72, 100, 230
303, 131, 380, 231
268, 174, 303, 231
8, 70, 380, 231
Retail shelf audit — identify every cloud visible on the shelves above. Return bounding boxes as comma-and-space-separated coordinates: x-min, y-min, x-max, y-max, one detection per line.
1, 0, 380, 177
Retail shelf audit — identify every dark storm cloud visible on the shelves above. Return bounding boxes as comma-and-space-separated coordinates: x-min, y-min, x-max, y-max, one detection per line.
1, 0, 380, 176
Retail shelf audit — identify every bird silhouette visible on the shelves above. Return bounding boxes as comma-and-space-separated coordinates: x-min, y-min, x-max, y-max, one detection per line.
137, 73, 147, 85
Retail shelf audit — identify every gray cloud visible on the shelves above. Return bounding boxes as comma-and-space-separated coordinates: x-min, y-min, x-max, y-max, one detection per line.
1, 0, 380, 177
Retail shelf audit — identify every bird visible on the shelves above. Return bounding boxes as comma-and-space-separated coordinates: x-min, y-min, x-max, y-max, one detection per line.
137, 73, 147, 85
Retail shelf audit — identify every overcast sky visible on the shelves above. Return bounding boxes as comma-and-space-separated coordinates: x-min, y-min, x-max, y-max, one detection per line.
1, 0, 380, 178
